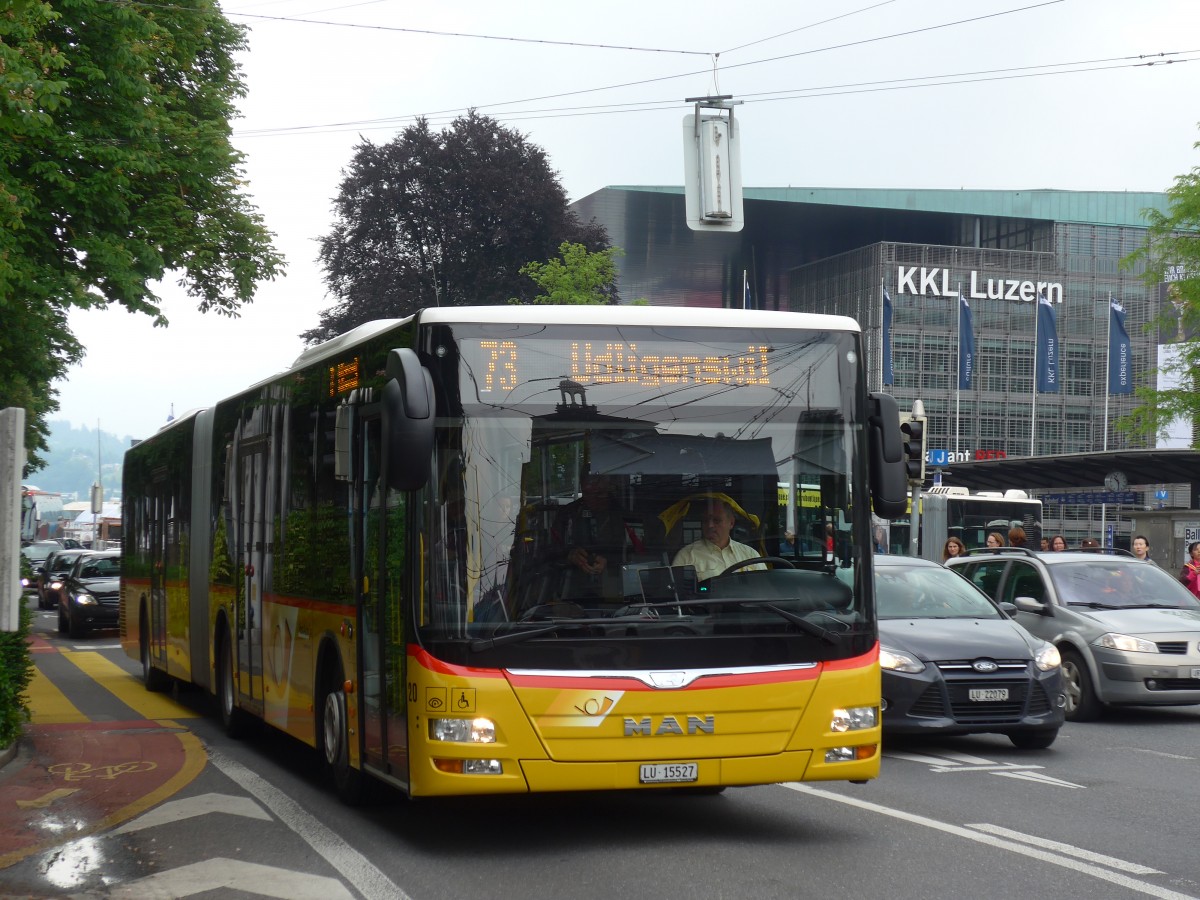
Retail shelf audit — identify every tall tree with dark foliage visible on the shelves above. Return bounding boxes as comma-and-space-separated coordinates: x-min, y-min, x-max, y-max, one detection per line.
307, 112, 609, 344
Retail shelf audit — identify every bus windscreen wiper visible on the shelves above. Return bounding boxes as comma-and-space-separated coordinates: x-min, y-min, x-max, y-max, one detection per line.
468, 615, 659, 651
630, 597, 842, 645
469, 623, 563, 651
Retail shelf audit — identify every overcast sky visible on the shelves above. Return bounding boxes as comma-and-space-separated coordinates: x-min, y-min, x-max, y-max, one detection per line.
55, 0, 1199, 442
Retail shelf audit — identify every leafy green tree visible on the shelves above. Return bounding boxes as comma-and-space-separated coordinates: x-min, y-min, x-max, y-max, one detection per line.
1120, 132, 1200, 444
519, 242, 623, 305
308, 111, 609, 344
0, 0, 284, 471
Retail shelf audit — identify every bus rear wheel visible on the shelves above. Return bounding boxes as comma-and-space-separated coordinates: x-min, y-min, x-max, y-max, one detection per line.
320, 667, 365, 804
140, 612, 170, 692
217, 628, 251, 738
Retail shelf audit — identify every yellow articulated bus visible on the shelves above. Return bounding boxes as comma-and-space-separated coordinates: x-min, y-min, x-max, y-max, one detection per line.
121, 305, 908, 800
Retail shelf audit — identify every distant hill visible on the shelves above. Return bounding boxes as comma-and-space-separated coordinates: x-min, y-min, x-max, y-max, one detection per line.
28, 421, 132, 501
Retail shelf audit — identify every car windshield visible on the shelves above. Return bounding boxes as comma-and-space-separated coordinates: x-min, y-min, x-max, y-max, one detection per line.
21, 543, 58, 563
80, 557, 120, 578
1049, 561, 1200, 609
876, 565, 1002, 619
52, 552, 84, 572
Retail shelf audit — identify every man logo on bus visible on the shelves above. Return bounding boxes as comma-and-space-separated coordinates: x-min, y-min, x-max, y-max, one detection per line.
624, 715, 716, 736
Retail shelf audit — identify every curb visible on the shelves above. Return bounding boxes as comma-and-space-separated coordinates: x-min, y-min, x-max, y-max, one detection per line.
0, 738, 16, 772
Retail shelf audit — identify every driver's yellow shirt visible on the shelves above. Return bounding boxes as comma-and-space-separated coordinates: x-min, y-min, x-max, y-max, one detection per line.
672, 539, 764, 581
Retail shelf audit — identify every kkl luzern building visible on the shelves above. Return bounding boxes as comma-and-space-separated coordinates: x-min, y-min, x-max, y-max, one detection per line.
571, 186, 1182, 541
573, 186, 1175, 462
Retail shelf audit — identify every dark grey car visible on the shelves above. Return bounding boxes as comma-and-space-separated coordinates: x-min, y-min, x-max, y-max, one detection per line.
947, 547, 1200, 720
876, 555, 1065, 748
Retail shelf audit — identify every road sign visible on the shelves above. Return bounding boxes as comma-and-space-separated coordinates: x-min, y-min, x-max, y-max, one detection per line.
928, 449, 950, 467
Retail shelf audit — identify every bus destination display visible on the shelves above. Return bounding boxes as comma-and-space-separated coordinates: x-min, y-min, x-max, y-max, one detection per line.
471, 339, 773, 394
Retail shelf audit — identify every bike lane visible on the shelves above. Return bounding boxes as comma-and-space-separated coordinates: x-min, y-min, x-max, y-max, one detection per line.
0, 632, 207, 869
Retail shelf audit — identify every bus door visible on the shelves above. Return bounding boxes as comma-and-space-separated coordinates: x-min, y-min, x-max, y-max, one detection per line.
146, 473, 171, 672
234, 434, 267, 711
354, 409, 409, 781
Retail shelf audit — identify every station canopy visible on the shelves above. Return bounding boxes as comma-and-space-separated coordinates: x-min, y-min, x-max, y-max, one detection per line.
934, 449, 1200, 493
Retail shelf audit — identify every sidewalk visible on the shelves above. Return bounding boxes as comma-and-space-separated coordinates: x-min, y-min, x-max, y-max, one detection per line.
0, 632, 206, 870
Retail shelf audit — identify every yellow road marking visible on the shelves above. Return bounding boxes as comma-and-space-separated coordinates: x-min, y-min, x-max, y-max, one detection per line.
62, 652, 200, 720
16, 788, 80, 809
25, 665, 90, 725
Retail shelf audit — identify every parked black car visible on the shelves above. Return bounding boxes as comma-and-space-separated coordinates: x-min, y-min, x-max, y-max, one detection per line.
875, 554, 1066, 749
58, 550, 121, 638
37, 548, 90, 610
20, 540, 63, 597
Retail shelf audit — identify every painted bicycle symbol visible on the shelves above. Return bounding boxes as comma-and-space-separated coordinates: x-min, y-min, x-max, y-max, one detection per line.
48, 761, 158, 782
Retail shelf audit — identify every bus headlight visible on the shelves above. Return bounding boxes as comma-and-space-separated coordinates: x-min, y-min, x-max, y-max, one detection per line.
831, 706, 877, 733
429, 717, 496, 743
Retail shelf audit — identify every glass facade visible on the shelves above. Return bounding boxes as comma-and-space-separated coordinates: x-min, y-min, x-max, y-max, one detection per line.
788, 229, 1157, 461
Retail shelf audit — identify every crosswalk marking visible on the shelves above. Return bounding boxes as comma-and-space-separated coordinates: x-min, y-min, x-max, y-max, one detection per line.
885, 748, 1086, 789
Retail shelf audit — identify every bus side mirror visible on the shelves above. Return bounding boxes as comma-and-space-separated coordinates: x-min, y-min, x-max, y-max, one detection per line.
867, 392, 907, 518
384, 348, 435, 492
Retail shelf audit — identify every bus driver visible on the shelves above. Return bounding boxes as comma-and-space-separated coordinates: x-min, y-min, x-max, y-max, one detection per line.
670, 496, 765, 581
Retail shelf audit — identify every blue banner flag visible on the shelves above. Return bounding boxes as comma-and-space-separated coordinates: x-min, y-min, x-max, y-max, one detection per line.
1108, 296, 1132, 395
882, 288, 894, 385
743, 274, 752, 310
1035, 291, 1059, 393
958, 294, 974, 390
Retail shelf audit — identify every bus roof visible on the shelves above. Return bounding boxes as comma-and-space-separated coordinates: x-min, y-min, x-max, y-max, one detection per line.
417, 305, 862, 332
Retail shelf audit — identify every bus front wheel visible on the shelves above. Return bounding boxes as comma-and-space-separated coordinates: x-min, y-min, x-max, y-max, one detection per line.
321, 668, 365, 804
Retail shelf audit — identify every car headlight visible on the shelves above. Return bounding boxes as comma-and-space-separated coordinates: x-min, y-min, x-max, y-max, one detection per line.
1033, 641, 1061, 671
1094, 632, 1157, 653
74, 591, 97, 606
879, 646, 925, 673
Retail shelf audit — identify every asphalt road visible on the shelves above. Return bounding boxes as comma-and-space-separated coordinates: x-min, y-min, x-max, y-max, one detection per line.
4, 597, 1199, 900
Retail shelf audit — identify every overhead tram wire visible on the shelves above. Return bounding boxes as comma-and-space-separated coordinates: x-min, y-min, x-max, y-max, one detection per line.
103, 0, 713, 56
719, 0, 899, 55
232, 50, 1199, 139
121, 0, 1070, 130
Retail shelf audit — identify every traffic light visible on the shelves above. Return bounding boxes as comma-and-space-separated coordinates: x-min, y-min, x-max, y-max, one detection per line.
899, 414, 926, 484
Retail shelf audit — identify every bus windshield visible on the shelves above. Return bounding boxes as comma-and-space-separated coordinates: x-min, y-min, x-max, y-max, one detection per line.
419, 323, 869, 665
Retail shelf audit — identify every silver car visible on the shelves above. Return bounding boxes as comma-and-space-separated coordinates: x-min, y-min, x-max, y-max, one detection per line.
947, 548, 1200, 720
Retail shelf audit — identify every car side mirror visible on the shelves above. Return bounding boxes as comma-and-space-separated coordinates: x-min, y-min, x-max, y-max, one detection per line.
998, 601, 1017, 615
1014, 596, 1047, 614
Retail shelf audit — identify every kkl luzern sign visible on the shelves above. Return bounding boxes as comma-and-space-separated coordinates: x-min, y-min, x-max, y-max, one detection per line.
897, 267, 1063, 303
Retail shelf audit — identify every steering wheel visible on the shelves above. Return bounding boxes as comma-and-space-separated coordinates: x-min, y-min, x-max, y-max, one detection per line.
718, 556, 796, 577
